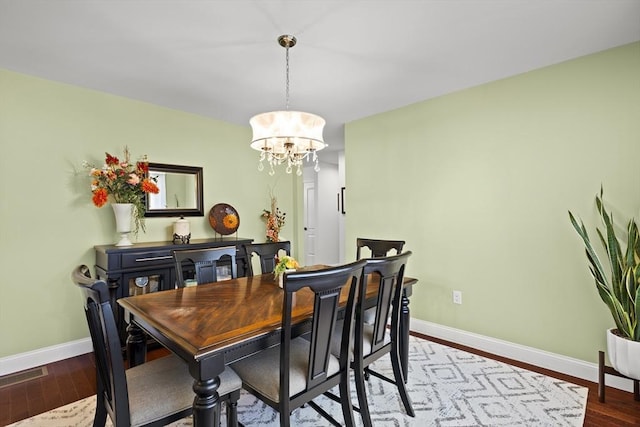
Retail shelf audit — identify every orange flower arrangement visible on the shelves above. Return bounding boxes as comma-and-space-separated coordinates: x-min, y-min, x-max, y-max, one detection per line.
84, 147, 159, 233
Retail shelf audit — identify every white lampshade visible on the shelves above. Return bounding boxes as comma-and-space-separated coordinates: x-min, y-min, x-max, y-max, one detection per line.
250, 110, 326, 153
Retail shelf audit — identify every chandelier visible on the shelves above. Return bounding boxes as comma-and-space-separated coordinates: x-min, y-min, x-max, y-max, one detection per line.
250, 35, 326, 176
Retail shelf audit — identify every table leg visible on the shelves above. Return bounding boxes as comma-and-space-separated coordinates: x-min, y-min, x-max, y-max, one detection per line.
192, 377, 220, 427
399, 289, 410, 383
126, 321, 146, 367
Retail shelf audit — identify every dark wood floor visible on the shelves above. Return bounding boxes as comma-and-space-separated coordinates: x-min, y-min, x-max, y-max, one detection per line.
1, 334, 639, 426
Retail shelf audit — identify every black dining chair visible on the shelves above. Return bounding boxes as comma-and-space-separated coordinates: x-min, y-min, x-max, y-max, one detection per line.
173, 246, 237, 287
231, 260, 367, 427
329, 251, 414, 427
243, 241, 291, 276
71, 265, 242, 427
355, 237, 405, 260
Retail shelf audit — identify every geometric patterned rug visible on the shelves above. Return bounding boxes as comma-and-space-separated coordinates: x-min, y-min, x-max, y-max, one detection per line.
9, 335, 587, 426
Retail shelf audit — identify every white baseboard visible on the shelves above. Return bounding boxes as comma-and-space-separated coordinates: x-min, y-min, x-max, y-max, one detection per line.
0, 338, 93, 376
411, 319, 635, 393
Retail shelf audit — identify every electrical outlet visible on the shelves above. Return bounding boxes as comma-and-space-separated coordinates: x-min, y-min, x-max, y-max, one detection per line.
453, 290, 463, 305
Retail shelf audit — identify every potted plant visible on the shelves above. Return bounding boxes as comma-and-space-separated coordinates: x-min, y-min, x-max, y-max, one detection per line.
569, 188, 640, 379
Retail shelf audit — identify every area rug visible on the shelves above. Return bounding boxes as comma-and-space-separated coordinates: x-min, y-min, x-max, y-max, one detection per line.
10, 335, 587, 426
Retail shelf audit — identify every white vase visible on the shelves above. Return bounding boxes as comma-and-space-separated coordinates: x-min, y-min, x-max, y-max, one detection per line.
112, 203, 134, 247
277, 269, 296, 288
606, 328, 640, 380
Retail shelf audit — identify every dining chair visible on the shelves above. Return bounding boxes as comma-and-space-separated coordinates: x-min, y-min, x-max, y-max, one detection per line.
71, 265, 242, 427
355, 237, 405, 260
231, 259, 367, 427
243, 241, 291, 276
329, 251, 414, 427
173, 245, 237, 287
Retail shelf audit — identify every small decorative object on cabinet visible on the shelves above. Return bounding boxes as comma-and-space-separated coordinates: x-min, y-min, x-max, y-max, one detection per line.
94, 237, 252, 348
172, 216, 190, 244
209, 203, 240, 236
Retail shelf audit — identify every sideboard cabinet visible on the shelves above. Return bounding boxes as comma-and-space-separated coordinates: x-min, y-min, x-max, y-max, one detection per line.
94, 237, 253, 347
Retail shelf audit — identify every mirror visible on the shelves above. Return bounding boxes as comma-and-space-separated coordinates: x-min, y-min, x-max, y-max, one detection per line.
145, 163, 204, 217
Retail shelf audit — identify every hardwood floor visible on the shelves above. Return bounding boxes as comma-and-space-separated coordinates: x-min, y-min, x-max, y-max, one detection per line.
1, 334, 638, 426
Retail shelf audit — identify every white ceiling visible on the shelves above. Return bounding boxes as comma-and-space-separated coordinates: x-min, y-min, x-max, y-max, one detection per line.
1, 0, 639, 158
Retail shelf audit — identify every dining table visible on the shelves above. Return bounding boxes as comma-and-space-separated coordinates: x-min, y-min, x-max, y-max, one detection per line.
118, 268, 418, 426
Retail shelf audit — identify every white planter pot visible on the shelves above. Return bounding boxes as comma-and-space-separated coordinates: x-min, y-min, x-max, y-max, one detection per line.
606, 328, 640, 380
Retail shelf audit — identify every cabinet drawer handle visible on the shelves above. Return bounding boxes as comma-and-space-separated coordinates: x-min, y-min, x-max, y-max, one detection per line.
135, 255, 173, 262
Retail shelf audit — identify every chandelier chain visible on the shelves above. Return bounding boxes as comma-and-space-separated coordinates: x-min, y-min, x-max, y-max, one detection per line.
285, 44, 290, 111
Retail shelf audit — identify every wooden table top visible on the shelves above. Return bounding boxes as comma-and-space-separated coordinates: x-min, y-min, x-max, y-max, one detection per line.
118, 270, 417, 363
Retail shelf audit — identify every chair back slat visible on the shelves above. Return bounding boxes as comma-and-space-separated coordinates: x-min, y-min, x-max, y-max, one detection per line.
356, 238, 405, 260
173, 246, 237, 286
370, 275, 395, 351
243, 241, 291, 276
308, 288, 341, 387
360, 251, 412, 355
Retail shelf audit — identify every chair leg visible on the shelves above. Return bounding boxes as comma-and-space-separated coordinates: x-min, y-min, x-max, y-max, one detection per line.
391, 347, 414, 417
354, 367, 373, 427
278, 408, 290, 427
339, 372, 357, 427
226, 391, 240, 427
93, 397, 107, 427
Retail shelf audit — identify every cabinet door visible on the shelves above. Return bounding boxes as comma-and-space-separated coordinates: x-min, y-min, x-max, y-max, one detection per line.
117, 268, 172, 345
124, 269, 172, 296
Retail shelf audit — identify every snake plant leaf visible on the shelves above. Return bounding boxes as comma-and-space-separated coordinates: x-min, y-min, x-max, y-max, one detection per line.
597, 196, 623, 294
623, 268, 636, 313
600, 279, 630, 335
626, 221, 639, 266
569, 211, 607, 285
635, 284, 640, 341
586, 251, 606, 285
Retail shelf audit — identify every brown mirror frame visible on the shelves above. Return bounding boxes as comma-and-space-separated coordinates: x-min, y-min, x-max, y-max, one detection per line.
145, 163, 204, 217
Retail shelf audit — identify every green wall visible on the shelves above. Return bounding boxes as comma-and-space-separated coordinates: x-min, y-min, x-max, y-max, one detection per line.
0, 69, 298, 357
345, 42, 640, 363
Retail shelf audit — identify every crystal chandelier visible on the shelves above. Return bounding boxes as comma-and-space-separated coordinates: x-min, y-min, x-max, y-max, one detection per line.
250, 35, 326, 176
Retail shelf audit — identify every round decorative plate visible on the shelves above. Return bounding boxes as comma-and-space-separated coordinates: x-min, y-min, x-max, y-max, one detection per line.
209, 203, 240, 235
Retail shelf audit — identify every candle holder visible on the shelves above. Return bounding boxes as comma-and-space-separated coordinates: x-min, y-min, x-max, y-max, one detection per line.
172, 216, 191, 244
